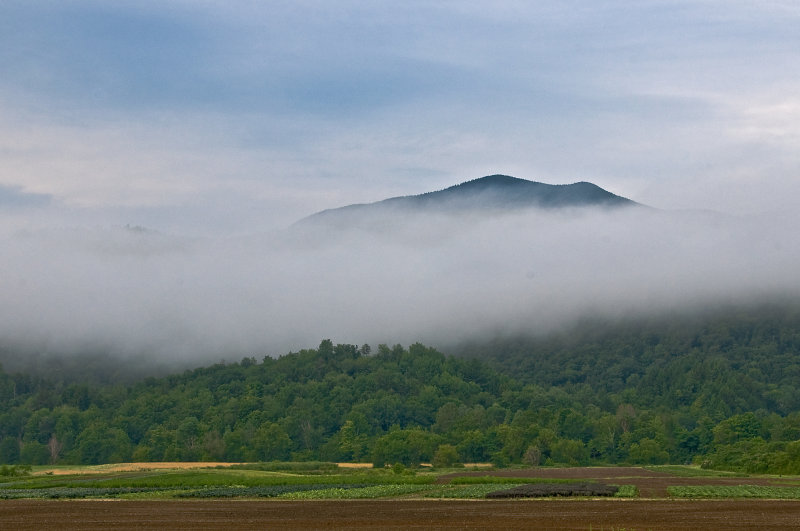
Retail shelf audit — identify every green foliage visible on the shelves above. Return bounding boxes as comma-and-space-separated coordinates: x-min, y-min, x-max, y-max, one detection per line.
0, 487, 165, 499
371, 428, 441, 467
613, 484, 638, 497
228, 461, 338, 473
668, 485, 800, 499
175, 484, 369, 498
432, 444, 461, 468
279, 484, 431, 499
0, 464, 31, 476
6, 469, 434, 492
0, 437, 20, 464
448, 476, 573, 485
645, 465, 745, 477
425, 483, 523, 498
2, 303, 800, 472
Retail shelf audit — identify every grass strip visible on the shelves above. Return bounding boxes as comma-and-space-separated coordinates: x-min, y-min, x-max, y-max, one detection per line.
646, 465, 747, 478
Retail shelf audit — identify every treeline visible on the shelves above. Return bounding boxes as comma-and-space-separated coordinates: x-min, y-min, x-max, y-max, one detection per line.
455, 303, 800, 417
1, 305, 800, 473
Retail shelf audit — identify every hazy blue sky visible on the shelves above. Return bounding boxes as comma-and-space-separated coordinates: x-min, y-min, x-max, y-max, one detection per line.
2, 0, 799, 234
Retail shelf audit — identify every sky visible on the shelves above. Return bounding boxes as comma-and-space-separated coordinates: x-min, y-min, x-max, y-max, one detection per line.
1, 1, 799, 363
2, 0, 799, 233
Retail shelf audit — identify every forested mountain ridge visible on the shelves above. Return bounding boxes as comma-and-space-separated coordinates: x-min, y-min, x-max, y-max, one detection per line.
453, 303, 800, 417
2, 304, 800, 474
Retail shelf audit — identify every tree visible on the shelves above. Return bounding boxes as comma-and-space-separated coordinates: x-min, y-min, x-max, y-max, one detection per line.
176, 417, 204, 460
252, 423, 291, 461
223, 428, 251, 462
616, 404, 636, 433
432, 444, 460, 468
47, 436, 63, 464
523, 445, 541, 466
713, 412, 761, 446
550, 438, 588, 465
371, 428, 441, 467
200, 431, 226, 461
19, 441, 50, 465
336, 419, 368, 462
0, 437, 20, 464
73, 425, 132, 464
628, 438, 669, 465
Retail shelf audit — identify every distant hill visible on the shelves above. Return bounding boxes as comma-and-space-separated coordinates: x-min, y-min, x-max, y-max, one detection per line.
294, 174, 639, 230
4, 303, 800, 472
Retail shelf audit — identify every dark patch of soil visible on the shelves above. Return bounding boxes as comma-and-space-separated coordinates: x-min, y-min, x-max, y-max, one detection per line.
485, 482, 618, 498
3, 499, 800, 530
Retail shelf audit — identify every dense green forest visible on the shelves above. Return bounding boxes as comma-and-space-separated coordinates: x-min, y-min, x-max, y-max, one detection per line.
2, 303, 800, 473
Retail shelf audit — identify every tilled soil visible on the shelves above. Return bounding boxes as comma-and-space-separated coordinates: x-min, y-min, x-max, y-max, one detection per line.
3, 499, 800, 530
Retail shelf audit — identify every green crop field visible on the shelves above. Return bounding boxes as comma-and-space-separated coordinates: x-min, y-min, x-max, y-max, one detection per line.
668, 485, 800, 499
3, 464, 800, 501
431, 484, 523, 498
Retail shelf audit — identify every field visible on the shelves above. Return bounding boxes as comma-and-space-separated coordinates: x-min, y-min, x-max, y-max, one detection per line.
3, 464, 800, 529
439, 465, 800, 497
3, 499, 800, 530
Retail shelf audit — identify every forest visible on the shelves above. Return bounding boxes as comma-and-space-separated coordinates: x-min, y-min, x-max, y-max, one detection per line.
2, 302, 800, 474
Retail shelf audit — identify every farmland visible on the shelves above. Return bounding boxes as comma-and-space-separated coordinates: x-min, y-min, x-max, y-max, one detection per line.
3, 499, 800, 530
2, 463, 800, 528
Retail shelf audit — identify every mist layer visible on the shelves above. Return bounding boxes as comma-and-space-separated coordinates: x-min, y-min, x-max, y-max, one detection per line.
1, 205, 797, 363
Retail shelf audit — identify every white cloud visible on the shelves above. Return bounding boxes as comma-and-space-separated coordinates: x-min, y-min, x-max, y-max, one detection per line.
1, 206, 797, 362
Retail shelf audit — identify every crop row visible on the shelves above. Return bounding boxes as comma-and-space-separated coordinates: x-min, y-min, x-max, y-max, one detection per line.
668, 485, 800, 499
0, 487, 166, 499
448, 476, 576, 485
5, 470, 436, 490
612, 484, 638, 498
424, 483, 524, 498
279, 484, 433, 499
485, 482, 619, 498
176, 484, 370, 498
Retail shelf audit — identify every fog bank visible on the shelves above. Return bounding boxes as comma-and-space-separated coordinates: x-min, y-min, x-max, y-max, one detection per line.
1, 206, 798, 365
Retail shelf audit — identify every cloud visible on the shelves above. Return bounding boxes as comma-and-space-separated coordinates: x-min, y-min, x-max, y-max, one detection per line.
1, 206, 797, 364
1, 2, 800, 365
0, 184, 51, 208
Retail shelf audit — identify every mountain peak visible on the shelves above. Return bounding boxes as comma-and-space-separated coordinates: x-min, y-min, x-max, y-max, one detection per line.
295, 174, 638, 230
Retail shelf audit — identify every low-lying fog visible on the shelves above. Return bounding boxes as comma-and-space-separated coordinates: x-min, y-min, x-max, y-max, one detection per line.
1, 205, 798, 366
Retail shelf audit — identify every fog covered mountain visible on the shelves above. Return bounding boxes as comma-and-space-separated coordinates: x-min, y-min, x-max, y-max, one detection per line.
294, 175, 639, 230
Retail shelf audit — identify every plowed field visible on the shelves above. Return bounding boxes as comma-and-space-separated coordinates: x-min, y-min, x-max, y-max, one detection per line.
3, 499, 800, 530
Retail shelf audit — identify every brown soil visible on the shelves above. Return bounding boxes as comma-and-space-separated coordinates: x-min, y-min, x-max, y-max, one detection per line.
439, 466, 800, 497
2, 499, 800, 530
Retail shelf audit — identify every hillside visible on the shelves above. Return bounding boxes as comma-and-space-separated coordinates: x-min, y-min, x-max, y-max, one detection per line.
451, 303, 800, 416
2, 303, 800, 473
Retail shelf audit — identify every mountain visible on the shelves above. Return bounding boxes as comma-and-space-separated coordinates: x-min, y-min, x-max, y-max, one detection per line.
294, 175, 639, 230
